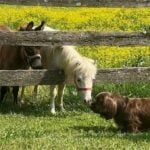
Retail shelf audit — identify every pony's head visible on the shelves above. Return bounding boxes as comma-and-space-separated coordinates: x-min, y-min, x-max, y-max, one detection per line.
74, 57, 97, 104
19, 21, 45, 69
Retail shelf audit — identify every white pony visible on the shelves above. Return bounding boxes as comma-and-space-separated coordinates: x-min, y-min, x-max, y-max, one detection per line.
33, 26, 97, 114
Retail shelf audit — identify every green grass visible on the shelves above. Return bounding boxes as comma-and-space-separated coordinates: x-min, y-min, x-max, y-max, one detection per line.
0, 83, 150, 150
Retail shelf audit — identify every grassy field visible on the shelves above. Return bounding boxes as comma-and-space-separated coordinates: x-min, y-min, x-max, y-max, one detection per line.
0, 5, 150, 149
0, 84, 150, 150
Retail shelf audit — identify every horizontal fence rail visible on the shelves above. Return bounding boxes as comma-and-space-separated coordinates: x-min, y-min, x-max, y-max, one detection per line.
0, 67, 149, 86
0, 31, 150, 46
0, 0, 150, 7
0, 70, 65, 86
96, 67, 150, 84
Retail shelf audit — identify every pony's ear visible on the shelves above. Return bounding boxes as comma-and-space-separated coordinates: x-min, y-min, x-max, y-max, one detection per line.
26, 21, 34, 31
88, 58, 97, 66
93, 60, 97, 66
34, 21, 45, 31
103, 97, 117, 118
19, 21, 34, 31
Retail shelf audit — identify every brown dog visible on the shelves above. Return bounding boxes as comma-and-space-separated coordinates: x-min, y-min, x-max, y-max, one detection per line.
90, 92, 150, 132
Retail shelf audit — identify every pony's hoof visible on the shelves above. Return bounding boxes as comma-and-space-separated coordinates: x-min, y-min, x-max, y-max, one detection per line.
32, 94, 38, 100
20, 99, 25, 104
51, 108, 56, 115
18, 102, 22, 108
18, 99, 25, 107
60, 107, 66, 112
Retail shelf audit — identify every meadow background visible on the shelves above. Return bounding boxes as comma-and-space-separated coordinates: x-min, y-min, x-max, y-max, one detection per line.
0, 5, 150, 149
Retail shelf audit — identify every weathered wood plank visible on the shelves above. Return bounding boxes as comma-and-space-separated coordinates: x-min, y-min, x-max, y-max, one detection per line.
0, 31, 149, 46
0, 67, 149, 86
0, 0, 149, 7
96, 67, 150, 84
0, 70, 65, 86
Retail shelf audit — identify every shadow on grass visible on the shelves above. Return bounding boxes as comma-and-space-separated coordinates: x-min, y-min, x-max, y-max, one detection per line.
72, 125, 117, 133
0, 97, 87, 118
0, 87, 90, 117
72, 125, 150, 142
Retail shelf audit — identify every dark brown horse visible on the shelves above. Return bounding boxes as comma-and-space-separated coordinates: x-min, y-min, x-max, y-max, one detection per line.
0, 21, 45, 105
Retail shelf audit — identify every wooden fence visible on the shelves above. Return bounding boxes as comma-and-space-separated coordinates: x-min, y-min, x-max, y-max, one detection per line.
0, 0, 150, 86
0, 0, 150, 7
0, 31, 150, 46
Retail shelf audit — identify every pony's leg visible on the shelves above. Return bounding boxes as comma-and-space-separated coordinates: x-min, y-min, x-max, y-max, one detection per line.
33, 85, 38, 99
50, 85, 57, 114
12, 86, 19, 105
20, 86, 25, 104
58, 83, 66, 111
0, 86, 9, 104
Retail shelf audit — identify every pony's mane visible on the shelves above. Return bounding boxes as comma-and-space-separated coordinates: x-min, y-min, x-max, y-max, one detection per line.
43, 26, 97, 78
75, 57, 97, 78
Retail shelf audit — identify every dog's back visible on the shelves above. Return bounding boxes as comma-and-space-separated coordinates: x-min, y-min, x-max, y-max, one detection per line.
125, 98, 150, 131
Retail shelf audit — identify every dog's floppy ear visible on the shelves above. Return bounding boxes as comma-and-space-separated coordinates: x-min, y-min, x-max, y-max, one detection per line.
103, 96, 117, 118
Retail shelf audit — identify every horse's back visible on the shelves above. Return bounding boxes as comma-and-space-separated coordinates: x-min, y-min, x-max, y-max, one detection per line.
40, 46, 62, 69
0, 26, 11, 32
0, 45, 17, 69
0, 25, 12, 67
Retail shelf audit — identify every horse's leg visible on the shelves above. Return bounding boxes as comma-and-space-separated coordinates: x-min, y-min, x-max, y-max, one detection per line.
50, 85, 57, 114
58, 83, 66, 112
12, 86, 19, 105
20, 86, 25, 104
33, 85, 38, 99
0, 86, 9, 104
